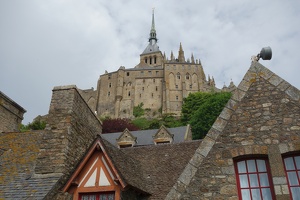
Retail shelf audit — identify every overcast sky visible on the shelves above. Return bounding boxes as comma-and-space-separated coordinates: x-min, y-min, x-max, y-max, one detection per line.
1, 0, 299, 124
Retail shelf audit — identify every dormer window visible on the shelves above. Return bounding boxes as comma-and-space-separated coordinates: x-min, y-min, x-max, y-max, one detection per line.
116, 129, 137, 148
153, 125, 174, 145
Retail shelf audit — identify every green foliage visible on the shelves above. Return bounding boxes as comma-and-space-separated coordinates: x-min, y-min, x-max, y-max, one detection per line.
132, 117, 152, 130
133, 103, 144, 118
188, 92, 232, 139
20, 120, 46, 132
132, 113, 183, 130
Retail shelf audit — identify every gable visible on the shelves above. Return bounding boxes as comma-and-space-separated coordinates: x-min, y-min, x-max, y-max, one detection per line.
166, 61, 300, 199
153, 125, 174, 144
63, 140, 124, 200
77, 151, 117, 188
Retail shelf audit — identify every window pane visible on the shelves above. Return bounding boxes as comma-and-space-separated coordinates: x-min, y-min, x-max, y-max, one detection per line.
238, 161, 246, 173
241, 189, 251, 200
257, 160, 266, 172
285, 157, 295, 170
259, 173, 269, 187
291, 187, 300, 200
240, 174, 249, 188
262, 188, 272, 200
108, 194, 115, 200
288, 172, 299, 186
295, 156, 300, 169
251, 189, 261, 200
249, 174, 259, 187
247, 160, 257, 172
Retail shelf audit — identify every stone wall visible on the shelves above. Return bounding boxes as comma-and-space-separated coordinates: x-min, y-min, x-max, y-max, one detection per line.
33, 85, 102, 199
166, 62, 300, 199
0, 91, 26, 132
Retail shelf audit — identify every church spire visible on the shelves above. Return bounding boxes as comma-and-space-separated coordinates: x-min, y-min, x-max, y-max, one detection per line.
149, 8, 157, 44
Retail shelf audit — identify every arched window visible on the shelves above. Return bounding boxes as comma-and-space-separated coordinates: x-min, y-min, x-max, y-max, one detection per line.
150, 57, 152, 64
177, 73, 181, 79
145, 58, 148, 63
154, 56, 157, 64
186, 73, 190, 80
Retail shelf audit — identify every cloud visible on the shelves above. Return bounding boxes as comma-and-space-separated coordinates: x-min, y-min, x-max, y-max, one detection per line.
1, 0, 299, 124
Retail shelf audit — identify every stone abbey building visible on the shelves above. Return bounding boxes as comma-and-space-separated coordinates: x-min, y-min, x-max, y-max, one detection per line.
79, 11, 235, 118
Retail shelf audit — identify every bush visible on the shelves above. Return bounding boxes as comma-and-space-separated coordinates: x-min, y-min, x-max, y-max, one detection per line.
20, 120, 46, 132
102, 118, 139, 133
133, 103, 144, 118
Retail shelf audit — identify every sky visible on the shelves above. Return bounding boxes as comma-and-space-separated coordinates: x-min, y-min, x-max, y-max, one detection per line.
1, 0, 299, 124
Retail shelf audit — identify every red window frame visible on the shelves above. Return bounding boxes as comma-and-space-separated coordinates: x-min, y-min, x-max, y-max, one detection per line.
283, 154, 300, 200
79, 192, 115, 200
234, 157, 276, 200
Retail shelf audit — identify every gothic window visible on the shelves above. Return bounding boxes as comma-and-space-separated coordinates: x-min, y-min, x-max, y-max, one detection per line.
177, 73, 181, 79
283, 154, 300, 199
127, 72, 129, 76
234, 157, 275, 200
186, 73, 190, 80
145, 58, 148, 63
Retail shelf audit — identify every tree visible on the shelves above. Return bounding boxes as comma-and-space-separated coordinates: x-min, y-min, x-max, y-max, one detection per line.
102, 118, 140, 133
182, 92, 231, 139
181, 92, 212, 124
20, 120, 46, 132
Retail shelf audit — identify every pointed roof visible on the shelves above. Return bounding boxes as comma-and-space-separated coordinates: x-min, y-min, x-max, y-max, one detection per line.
153, 125, 174, 144
166, 60, 300, 198
116, 128, 137, 147
142, 9, 160, 55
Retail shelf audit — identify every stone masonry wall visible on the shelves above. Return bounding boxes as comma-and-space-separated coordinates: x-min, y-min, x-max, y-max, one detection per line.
34, 85, 102, 199
166, 62, 300, 199
0, 91, 26, 132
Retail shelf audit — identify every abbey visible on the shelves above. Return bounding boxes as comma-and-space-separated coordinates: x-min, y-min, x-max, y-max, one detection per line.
80, 11, 235, 118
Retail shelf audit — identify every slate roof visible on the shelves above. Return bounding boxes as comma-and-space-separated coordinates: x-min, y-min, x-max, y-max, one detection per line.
102, 126, 190, 147
0, 131, 61, 200
100, 136, 202, 199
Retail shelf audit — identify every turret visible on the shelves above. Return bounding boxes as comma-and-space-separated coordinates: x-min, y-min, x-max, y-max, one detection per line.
178, 43, 185, 62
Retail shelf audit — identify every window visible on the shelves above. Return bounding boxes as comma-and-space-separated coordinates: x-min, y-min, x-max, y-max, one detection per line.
145, 58, 147, 63
153, 79, 155, 83
109, 83, 112, 88
108, 75, 111, 80
189, 84, 192, 89
186, 73, 190, 80
142, 87, 144, 91
80, 192, 115, 200
156, 86, 158, 91
150, 57, 152, 64
177, 73, 181, 79
234, 158, 275, 200
128, 91, 130, 97
176, 96, 178, 100
127, 72, 129, 76
175, 85, 178, 89
283, 155, 300, 199
154, 56, 157, 64
108, 92, 110, 96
